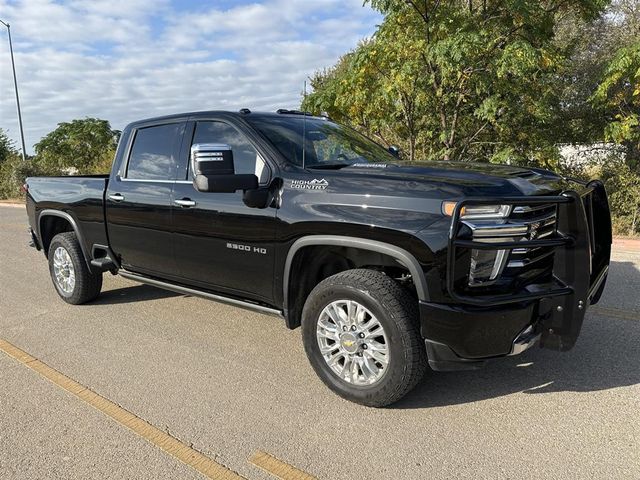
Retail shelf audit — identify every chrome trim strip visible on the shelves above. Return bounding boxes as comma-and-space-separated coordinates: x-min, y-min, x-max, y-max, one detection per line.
472, 226, 529, 238
509, 325, 541, 356
507, 249, 555, 268
116, 178, 194, 185
119, 178, 176, 184
191, 143, 231, 174
588, 265, 609, 300
466, 212, 557, 238
512, 204, 555, 214
490, 249, 509, 280
119, 270, 284, 318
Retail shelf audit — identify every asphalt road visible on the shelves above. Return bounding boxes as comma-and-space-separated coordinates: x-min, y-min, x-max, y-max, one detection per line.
1, 204, 639, 479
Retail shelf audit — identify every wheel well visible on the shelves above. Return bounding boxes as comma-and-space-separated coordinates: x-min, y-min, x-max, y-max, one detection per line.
40, 215, 74, 256
286, 245, 415, 329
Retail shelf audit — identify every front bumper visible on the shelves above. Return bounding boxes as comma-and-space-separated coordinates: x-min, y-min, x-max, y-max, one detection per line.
422, 181, 612, 371
420, 300, 543, 371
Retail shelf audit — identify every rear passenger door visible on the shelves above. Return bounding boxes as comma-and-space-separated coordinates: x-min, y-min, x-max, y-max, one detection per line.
106, 121, 185, 278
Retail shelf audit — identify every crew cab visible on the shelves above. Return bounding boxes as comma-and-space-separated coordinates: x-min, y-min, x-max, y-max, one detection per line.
25, 109, 612, 406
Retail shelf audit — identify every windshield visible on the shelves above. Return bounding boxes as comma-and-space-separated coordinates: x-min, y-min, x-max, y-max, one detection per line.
246, 115, 396, 168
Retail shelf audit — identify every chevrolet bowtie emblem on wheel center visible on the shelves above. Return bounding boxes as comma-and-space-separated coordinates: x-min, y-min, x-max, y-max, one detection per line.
339, 333, 359, 353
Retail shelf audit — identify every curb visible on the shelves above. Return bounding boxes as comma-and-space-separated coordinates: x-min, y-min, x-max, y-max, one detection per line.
0, 202, 25, 208
613, 237, 640, 253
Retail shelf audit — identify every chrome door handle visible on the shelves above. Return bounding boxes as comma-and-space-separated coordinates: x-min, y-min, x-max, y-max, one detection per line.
108, 193, 124, 202
174, 199, 196, 208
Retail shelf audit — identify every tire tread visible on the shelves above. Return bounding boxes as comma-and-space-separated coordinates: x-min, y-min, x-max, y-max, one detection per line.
302, 268, 427, 407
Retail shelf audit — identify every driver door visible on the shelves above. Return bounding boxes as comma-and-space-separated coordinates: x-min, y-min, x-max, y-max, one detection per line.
171, 119, 278, 303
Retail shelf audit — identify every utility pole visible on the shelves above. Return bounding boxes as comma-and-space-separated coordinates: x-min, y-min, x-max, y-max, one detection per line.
0, 19, 27, 161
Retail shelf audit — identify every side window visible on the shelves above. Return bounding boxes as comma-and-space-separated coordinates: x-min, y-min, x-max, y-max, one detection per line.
126, 123, 183, 180
191, 121, 269, 184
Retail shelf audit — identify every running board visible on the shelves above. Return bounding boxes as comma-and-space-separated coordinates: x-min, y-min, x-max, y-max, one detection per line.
118, 271, 284, 318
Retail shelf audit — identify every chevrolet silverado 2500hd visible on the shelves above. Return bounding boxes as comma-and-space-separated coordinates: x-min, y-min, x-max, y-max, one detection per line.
26, 109, 612, 406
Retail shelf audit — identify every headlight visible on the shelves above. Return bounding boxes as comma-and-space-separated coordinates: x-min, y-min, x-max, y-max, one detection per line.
442, 202, 511, 219
443, 201, 513, 286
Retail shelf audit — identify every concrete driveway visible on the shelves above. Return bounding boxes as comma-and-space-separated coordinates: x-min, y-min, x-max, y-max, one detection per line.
1, 204, 638, 479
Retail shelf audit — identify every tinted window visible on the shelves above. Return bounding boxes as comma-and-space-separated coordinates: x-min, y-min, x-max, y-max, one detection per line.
127, 123, 182, 180
246, 115, 395, 167
191, 121, 269, 183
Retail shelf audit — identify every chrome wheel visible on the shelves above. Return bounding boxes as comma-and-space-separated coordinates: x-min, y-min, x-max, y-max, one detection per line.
52, 246, 75, 294
316, 299, 390, 386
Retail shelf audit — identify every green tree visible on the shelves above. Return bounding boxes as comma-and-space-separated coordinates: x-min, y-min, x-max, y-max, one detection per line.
599, 154, 640, 235
34, 118, 120, 174
304, 0, 606, 164
592, 42, 640, 165
556, 0, 639, 149
0, 128, 19, 165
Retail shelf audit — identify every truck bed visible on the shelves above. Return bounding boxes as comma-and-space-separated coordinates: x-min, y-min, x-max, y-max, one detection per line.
25, 175, 110, 258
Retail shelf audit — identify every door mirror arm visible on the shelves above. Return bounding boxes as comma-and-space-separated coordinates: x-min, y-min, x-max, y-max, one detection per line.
242, 179, 282, 209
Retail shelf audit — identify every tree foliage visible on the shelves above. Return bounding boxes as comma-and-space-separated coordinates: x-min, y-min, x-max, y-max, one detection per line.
304, 0, 607, 164
592, 42, 640, 163
0, 119, 119, 199
0, 128, 19, 165
34, 118, 120, 174
303, 0, 640, 235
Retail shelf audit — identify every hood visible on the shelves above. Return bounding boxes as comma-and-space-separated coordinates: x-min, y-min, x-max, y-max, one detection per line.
339, 161, 567, 197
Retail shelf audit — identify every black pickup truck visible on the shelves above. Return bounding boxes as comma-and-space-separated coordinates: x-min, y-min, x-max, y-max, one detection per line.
26, 109, 612, 406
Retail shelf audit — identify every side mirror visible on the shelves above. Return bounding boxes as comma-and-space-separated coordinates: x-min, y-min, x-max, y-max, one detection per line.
388, 145, 401, 158
191, 143, 258, 193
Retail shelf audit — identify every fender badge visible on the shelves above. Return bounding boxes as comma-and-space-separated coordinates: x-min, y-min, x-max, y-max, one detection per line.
291, 179, 329, 190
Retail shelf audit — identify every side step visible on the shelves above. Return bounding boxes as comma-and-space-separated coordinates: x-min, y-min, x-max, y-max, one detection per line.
118, 270, 284, 318
90, 257, 117, 272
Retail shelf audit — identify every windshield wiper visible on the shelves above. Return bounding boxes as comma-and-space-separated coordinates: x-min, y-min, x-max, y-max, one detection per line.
307, 163, 353, 170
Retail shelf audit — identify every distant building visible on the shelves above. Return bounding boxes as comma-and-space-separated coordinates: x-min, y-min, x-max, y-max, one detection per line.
558, 143, 625, 167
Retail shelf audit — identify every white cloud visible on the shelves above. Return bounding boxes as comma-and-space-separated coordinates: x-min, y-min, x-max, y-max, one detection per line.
0, 0, 380, 153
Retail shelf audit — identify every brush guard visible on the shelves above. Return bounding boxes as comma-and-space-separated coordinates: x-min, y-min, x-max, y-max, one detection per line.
446, 180, 612, 351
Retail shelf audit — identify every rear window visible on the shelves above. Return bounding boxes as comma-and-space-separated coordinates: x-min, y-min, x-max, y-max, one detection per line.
126, 123, 183, 180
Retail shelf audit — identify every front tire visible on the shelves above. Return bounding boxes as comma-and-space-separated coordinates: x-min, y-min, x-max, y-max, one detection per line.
301, 269, 427, 407
48, 232, 102, 304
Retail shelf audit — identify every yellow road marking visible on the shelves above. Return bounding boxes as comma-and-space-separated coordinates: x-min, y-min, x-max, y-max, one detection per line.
590, 306, 639, 321
0, 338, 245, 480
249, 450, 316, 480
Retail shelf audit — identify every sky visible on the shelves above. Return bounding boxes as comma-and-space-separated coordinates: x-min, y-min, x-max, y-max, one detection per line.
0, 0, 381, 154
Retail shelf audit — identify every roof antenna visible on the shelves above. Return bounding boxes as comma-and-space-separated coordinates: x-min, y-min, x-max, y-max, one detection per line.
302, 80, 307, 169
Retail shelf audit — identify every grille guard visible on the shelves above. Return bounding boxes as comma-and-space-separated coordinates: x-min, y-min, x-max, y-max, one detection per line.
446, 180, 612, 351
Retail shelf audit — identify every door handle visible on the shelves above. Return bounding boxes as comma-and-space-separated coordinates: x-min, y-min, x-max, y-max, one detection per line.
108, 193, 125, 202
174, 198, 197, 208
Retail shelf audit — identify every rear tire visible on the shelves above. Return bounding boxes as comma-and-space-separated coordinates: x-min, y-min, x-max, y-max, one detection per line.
301, 269, 427, 407
48, 232, 102, 305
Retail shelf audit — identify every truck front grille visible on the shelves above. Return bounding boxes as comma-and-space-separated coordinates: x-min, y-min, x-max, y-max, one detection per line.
464, 204, 558, 290
445, 184, 611, 307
